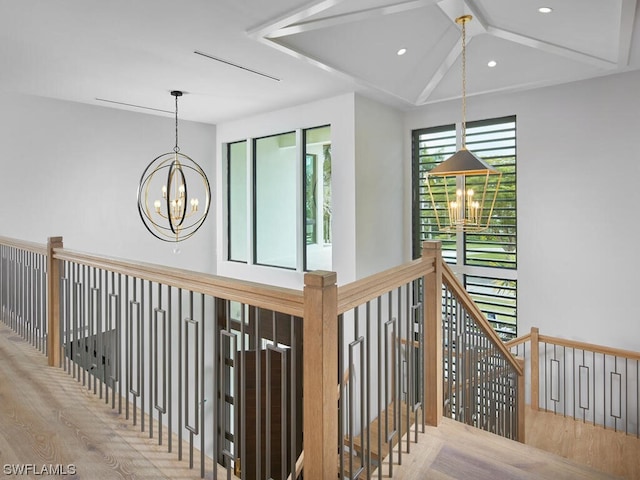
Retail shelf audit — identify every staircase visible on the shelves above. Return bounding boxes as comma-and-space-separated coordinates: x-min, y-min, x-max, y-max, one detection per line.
526, 406, 640, 478
375, 415, 622, 480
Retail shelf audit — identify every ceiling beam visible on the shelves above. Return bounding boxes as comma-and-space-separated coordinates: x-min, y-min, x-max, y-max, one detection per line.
265, 0, 437, 39
247, 0, 341, 39
487, 26, 617, 70
415, 33, 464, 104
618, 0, 638, 65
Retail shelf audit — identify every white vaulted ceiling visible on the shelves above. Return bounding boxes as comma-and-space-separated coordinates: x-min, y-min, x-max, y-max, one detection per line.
0, 0, 638, 123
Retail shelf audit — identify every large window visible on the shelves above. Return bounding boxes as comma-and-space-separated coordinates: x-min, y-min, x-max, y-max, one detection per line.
226, 126, 332, 272
228, 140, 248, 262
303, 126, 332, 271
254, 131, 298, 269
413, 116, 517, 340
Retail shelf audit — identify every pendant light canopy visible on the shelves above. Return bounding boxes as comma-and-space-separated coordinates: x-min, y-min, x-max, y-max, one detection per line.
424, 15, 502, 233
137, 91, 211, 243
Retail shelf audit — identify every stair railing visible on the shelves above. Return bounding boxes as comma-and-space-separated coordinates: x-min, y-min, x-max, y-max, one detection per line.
508, 327, 640, 438
326, 241, 441, 479
441, 261, 525, 442
1, 235, 526, 480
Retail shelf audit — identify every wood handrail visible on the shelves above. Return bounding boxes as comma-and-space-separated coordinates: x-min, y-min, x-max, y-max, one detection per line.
0, 236, 47, 255
53, 248, 305, 317
538, 334, 640, 361
505, 330, 640, 361
441, 262, 523, 377
337, 257, 435, 315
504, 332, 532, 349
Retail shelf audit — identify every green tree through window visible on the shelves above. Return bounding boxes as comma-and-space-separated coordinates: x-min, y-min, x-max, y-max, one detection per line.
413, 116, 517, 340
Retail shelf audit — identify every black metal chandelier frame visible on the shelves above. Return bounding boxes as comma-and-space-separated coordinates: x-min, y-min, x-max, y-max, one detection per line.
137, 91, 211, 243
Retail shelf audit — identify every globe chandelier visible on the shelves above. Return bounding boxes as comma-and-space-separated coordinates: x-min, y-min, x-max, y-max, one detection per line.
137, 91, 211, 244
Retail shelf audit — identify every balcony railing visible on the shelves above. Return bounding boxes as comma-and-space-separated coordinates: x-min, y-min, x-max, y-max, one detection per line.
0, 236, 524, 480
0, 237, 49, 355
508, 327, 639, 438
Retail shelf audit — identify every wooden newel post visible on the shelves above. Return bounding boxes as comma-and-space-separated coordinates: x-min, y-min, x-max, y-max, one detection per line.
530, 327, 540, 411
46, 236, 63, 367
422, 241, 442, 427
303, 271, 338, 480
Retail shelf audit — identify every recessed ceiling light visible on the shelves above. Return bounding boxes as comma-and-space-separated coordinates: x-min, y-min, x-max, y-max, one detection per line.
488, 60, 497, 68
538, 7, 553, 13
397, 48, 407, 56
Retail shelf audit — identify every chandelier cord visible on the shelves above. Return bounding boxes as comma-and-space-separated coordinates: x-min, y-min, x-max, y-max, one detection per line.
174, 94, 180, 154
461, 16, 467, 149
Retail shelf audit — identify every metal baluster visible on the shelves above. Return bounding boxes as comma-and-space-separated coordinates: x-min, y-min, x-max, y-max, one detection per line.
395, 287, 402, 465
376, 296, 382, 480
239, 301, 246, 480
210, 296, 217, 480
139, 277, 145, 428
83, 264, 90, 389
178, 288, 183, 461
562, 345, 566, 418
592, 351, 596, 427
124, 274, 130, 421
62, 262, 70, 374
255, 306, 262, 480
384, 300, 396, 477
338, 312, 344, 479
98, 268, 105, 399
603, 353, 606, 429
636, 360, 640, 438
148, 279, 153, 439
290, 314, 298, 480
625, 358, 628, 435
116, 272, 123, 415
153, 283, 163, 443
200, 294, 205, 478
167, 285, 173, 452
365, 300, 371, 479
404, 285, 411, 455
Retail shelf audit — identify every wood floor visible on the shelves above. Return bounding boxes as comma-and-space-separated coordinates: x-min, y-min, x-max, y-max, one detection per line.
1, 320, 638, 480
376, 417, 622, 479
526, 407, 640, 479
0, 323, 223, 480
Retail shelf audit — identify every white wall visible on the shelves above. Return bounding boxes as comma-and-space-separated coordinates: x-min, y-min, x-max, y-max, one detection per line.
405, 70, 640, 352
216, 93, 357, 288
9, 73, 637, 353
354, 95, 405, 278
216, 92, 407, 288
0, 92, 216, 273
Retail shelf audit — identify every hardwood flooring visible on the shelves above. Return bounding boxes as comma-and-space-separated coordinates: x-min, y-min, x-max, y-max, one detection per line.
526, 407, 640, 480
1, 320, 638, 480
376, 417, 620, 479
0, 323, 223, 480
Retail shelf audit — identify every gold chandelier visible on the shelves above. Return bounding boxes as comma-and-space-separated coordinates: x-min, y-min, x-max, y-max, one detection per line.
137, 91, 211, 244
425, 15, 501, 233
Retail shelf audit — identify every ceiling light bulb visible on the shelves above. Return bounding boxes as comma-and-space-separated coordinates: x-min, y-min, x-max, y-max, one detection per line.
538, 7, 552, 13
488, 60, 497, 68
397, 48, 407, 56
